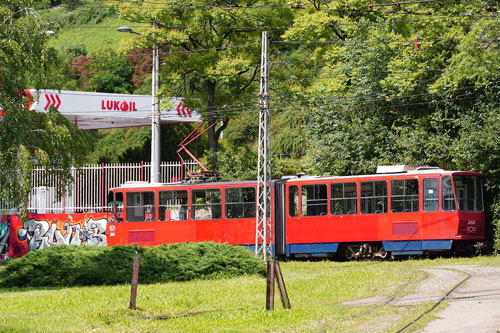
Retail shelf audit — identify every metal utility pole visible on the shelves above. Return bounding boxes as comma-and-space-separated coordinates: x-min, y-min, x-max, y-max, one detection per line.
256, 31, 272, 260
118, 24, 161, 183
151, 22, 161, 183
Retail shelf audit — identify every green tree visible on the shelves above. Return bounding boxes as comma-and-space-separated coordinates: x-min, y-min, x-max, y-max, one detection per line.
0, 0, 89, 216
87, 50, 134, 94
281, 0, 500, 249
114, 0, 293, 160
278, 1, 500, 175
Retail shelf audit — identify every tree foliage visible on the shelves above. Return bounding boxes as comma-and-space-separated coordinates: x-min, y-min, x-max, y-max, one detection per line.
114, 0, 293, 158
0, 0, 89, 215
278, 0, 500, 249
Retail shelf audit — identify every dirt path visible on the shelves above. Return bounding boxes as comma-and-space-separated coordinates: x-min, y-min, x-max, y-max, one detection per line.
417, 266, 500, 333
341, 265, 500, 332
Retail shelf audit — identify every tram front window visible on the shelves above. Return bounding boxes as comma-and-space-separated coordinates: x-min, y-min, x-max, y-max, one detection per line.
453, 175, 483, 212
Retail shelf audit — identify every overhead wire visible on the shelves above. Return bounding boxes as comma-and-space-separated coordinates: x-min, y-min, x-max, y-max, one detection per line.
61, 43, 260, 61
51, 34, 472, 62
4, 0, 498, 18
271, 37, 462, 45
2, 12, 495, 32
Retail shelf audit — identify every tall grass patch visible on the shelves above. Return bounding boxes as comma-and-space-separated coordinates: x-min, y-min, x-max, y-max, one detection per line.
0, 243, 265, 287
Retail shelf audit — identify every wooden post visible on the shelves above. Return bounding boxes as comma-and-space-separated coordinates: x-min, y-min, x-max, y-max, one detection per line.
275, 261, 291, 309
266, 260, 276, 310
266, 260, 291, 310
129, 253, 140, 310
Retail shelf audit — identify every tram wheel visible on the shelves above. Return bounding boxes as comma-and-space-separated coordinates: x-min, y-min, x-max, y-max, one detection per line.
345, 245, 357, 261
378, 246, 389, 260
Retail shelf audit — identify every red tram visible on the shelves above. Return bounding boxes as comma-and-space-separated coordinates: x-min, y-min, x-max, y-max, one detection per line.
106, 166, 485, 259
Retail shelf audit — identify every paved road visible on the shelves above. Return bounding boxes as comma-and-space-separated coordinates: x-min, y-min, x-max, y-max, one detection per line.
342, 265, 500, 332
419, 266, 500, 333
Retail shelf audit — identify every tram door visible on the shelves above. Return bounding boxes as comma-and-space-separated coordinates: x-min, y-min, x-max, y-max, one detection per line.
274, 180, 287, 257
455, 186, 466, 211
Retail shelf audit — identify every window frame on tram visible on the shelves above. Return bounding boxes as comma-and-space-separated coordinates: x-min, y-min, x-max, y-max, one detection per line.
301, 183, 328, 217
191, 188, 222, 220
331, 182, 357, 215
125, 191, 155, 222
360, 181, 388, 214
442, 176, 456, 211
158, 189, 188, 221
289, 185, 299, 217
107, 190, 124, 222
453, 175, 484, 212
390, 178, 419, 213
423, 178, 439, 212
225, 186, 257, 219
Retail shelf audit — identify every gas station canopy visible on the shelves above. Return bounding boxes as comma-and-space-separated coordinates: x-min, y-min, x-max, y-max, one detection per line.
18, 89, 201, 129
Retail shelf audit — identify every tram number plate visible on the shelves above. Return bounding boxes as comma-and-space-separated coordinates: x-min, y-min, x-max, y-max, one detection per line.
466, 220, 476, 233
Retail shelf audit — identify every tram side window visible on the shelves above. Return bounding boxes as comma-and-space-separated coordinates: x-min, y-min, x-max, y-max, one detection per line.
391, 179, 419, 213
361, 181, 387, 214
159, 190, 188, 221
226, 187, 256, 219
331, 182, 357, 215
192, 189, 222, 220
423, 178, 439, 212
301, 184, 328, 216
289, 185, 299, 217
107, 191, 124, 222
115, 192, 124, 222
126, 191, 155, 222
442, 176, 456, 211
453, 175, 484, 212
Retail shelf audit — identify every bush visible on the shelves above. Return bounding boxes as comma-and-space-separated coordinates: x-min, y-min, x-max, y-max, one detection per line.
489, 196, 500, 253
0, 243, 266, 288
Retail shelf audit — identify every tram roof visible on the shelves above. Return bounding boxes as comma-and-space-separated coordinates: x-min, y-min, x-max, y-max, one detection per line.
109, 166, 482, 191
283, 167, 481, 183
110, 179, 258, 190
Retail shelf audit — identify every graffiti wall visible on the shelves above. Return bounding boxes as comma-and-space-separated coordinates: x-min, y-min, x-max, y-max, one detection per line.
3, 213, 108, 259
0, 216, 9, 260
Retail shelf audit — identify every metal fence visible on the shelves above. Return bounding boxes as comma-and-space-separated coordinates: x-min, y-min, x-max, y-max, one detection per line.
0, 161, 197, 214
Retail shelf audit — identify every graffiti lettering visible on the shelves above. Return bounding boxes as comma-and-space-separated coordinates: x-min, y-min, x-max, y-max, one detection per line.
17, 217, 107, 251
0, 216, 9, 260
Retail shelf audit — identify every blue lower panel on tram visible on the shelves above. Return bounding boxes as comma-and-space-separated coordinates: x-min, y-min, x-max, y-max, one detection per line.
287, 243, 339, 256
383, 240, 452, 255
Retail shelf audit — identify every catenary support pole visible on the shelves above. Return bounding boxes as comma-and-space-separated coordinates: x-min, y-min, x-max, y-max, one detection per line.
151, 22, 161, 183
255, 30, 272, 260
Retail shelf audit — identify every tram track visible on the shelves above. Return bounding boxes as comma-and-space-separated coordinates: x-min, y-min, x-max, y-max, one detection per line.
396, 268, 471, 332
317, 266, 484, 333
319, 270, 431, 332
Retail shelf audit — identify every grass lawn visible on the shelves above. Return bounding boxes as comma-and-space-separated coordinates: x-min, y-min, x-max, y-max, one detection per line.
1, 256, 499, 332
48, 16, 140, 56
41, 7, 140, 56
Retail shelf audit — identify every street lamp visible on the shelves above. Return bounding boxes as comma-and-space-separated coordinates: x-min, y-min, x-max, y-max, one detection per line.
118, 25, 161, 183
40, 30, 55, 36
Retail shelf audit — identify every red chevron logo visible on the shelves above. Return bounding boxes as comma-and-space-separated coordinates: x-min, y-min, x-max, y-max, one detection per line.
44, 93, 61, 110
176, 101, 192, 118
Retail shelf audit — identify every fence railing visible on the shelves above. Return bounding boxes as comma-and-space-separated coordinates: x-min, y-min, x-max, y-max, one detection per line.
0, 161, 197, 214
